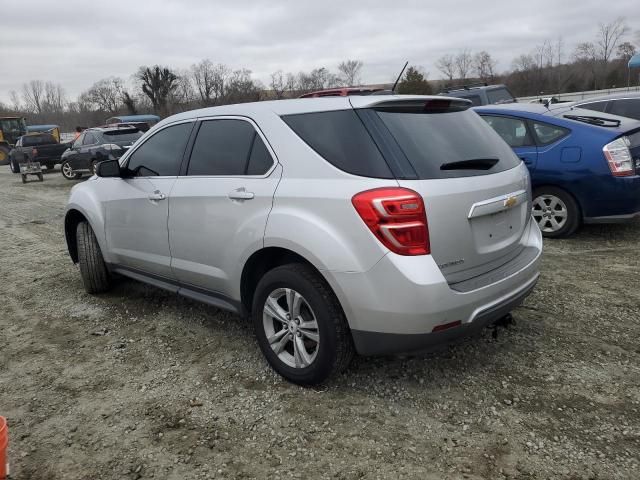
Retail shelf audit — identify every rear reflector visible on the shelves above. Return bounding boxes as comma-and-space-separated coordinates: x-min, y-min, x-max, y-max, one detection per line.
352, 187, 430, 256
432, 320, 462, 333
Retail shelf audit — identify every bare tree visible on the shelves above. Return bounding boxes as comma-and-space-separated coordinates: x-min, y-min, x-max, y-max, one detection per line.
436, 54, 456, 82
22, 80, 45, 114
137, 65, 179, 115
83, 77, 123, 112
455, 49, 473, 81
473, 51, 497, 82
573, 42, 599, 89
121, 91, 138, 115
191, 59, 217, 106
597, 18, 628, 62
617, 42, 637, 62
9, 90, 21, 111
43, 82, 66, 114
337, 59, 363, 86
270, 70, 287, 99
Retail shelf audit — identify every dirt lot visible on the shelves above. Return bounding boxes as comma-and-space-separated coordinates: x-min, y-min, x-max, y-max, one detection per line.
1, 168, 639, 480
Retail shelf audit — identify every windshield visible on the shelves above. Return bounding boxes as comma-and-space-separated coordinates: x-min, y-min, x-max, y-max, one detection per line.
23, 134, 56, 147
103, 130, 144, 143
1, 118, 26, 133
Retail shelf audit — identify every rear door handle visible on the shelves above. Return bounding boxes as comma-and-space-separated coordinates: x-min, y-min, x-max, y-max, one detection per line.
148, 191, 167, 201
228, 189, 255, 200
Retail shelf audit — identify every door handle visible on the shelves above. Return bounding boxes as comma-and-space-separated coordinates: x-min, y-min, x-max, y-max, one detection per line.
228, 188, 255, 200
148, 191, 167, 201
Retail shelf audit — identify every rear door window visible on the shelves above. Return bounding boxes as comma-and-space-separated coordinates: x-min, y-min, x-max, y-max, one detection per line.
282, 110, 392, 178
532, 121, 569, 145
482, 115, 535, 147
186, 119, 273, 176
373, 109, 520, 179
608, 99, 640, 120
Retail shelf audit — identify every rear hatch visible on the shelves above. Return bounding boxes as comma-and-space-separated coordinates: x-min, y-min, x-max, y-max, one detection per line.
103, 129, 144, 157
353, 97, 530, 283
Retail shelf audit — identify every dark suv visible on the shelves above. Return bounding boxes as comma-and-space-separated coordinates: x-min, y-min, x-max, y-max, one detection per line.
440, 84, 516, 106
60, 126, 144, 180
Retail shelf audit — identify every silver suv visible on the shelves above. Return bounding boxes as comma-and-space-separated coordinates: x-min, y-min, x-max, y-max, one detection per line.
65, 95, 542, 385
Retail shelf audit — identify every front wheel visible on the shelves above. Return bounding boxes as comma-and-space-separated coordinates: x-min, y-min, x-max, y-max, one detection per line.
532, 187, 580, 238
252, 263, 354, 385
9, 157, 19, 173
76, 221, 111, 294
61, 160, 81, 180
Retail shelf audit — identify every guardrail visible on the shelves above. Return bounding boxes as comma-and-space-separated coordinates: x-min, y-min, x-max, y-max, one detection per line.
517, 86, 640, 103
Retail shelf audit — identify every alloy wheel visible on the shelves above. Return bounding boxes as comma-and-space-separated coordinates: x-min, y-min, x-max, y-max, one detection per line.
532, 194, 568, 233
62, 162, 74, 179
262, 288, 320, 369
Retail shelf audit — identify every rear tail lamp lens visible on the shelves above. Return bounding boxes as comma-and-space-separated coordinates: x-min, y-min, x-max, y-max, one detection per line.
352, 187, 430, 256
603, 137, 634, 177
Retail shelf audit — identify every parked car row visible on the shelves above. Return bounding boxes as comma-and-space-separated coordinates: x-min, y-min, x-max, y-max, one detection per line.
6, 115, 159, 180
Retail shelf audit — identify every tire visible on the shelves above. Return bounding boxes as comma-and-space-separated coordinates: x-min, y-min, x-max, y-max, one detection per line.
37, 173, 43, 182
0, 145, 10, 166
9, 157, 19, 173
21, 174, 26, 184
252, 263, 354, 385
532, 186, 580, 238
61, 160, 81, 180
76, 221, 111, 294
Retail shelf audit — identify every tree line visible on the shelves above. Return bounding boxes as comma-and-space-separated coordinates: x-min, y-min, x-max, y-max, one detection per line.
0, 17, 636, 130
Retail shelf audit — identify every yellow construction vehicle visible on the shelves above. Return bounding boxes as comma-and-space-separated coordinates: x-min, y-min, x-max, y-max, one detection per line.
0, 117, 28, 165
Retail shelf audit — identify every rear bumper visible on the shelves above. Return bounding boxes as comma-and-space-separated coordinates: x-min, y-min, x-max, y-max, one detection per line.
326, 217, 542, 356
351, 277, 537, 355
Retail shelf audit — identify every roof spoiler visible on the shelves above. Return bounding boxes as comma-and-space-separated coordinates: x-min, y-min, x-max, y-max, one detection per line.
367, 98, 473, 113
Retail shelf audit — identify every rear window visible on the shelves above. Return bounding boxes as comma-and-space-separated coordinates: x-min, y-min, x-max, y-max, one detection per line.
104, 129, 143, 143
578, 100, 608, 113
609, 99, 640, 120
22, 134, 56, 147
282, 110, 393, 178
374, 109, 521, 179
486, 87, 515, 104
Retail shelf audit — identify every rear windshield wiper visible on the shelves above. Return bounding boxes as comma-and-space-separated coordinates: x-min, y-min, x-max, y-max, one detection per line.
440, 158, 499, 170
563, 114, 621, 127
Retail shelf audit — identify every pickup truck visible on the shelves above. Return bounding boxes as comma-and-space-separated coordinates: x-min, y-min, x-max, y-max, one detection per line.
8, 133, 70, 173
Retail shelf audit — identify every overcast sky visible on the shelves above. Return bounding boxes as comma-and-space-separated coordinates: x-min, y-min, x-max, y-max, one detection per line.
1, 0, 638, 103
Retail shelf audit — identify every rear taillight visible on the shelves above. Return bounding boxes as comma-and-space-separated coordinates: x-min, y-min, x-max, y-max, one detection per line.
603, 137, 634, 177
352, 187, 430, 256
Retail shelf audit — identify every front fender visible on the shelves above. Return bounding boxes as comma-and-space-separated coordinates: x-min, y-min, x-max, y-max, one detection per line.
65, 184, 110, 263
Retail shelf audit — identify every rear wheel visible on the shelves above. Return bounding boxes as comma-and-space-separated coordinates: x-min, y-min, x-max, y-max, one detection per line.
252, 263, 354, 385
61, 160, 81, 180
37, 173, 43, 182
532, 187, 580, 238
76, 221, 111, 294
21, 174, 26, 184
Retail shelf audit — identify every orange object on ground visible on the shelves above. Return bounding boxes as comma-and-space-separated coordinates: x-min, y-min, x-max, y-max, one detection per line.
0, 416, 8, 480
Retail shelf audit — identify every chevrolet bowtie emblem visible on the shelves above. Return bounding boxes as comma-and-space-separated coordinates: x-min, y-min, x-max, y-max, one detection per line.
504, 196, 518, 208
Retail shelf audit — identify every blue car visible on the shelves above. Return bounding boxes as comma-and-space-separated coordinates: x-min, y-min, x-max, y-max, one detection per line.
475, 103, 640, 237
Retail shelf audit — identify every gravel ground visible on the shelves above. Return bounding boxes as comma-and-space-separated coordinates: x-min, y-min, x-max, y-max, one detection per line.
1, 167, 639, 480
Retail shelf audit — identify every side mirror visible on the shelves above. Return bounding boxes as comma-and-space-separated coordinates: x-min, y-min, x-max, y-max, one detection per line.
95, 159, 121, 178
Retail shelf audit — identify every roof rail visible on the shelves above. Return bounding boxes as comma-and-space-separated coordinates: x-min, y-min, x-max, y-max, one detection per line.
441, 82, 489, 93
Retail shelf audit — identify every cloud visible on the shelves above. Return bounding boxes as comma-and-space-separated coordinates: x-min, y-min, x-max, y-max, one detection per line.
1, 0, 637, 102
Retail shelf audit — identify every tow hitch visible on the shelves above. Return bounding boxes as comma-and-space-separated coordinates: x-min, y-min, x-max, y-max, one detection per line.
489, 313, 515, 339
